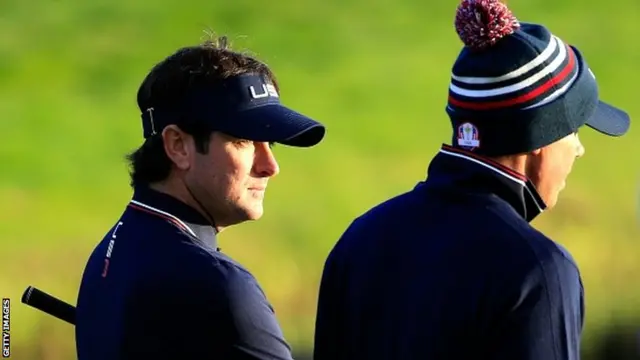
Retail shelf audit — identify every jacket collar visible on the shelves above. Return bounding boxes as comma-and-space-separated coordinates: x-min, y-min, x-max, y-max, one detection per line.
422, 144, 547, 222
129, 186, 219, 249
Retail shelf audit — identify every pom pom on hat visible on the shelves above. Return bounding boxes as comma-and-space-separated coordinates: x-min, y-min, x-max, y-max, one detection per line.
455, 0, 520, 50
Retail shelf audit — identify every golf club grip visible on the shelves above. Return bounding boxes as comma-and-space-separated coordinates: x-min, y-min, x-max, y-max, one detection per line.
21, 286, 76, 325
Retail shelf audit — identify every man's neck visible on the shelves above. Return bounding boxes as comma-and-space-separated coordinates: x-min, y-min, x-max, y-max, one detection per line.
148, 181, 224, 233
488, 154, 528, 177
184, 220, 219, 249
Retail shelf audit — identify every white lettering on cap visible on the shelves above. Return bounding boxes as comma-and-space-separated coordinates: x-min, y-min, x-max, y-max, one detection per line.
249, 83, 279, 99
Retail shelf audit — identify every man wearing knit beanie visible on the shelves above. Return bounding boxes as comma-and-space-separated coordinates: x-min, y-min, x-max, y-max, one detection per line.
313, 1, 630, 359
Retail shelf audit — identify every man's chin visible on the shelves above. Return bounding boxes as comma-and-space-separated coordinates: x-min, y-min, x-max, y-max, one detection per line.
243, 204, 265, 221
226, 197, 265, 223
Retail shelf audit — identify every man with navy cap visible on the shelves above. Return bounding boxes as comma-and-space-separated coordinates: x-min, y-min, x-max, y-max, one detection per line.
75, 36, 325, 360
313, 1, 630, 359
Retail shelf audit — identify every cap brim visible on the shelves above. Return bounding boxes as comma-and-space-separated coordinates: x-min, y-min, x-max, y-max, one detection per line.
222, 104, 326, 147
585, 101, 630, 137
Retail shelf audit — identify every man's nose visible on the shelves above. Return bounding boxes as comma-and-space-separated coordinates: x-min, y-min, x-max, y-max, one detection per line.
254, 143, 280, 177
577, 142, 585, 158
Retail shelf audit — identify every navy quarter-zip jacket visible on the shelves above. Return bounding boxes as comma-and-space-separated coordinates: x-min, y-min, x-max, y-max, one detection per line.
314, 144, 585, 360
75, 187, 293, 360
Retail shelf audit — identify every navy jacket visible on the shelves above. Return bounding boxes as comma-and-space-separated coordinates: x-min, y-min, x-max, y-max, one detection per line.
314, 144, 585, 360
75, 187, 293, 360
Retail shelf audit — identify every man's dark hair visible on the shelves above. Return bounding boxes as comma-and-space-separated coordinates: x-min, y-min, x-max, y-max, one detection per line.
126, 35, 279, 188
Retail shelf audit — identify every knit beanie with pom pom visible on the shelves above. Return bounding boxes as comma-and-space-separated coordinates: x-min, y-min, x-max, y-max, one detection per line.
446, 0, 630, 156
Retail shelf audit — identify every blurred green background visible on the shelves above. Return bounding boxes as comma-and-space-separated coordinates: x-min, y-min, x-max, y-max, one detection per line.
1, 0, 639, 359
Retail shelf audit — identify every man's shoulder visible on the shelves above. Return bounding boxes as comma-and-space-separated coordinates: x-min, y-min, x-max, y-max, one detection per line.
481, 209, 582, 294
192, 250, 260, 291
487, 206, 579, 270
92, 207, 261, 295
336, 182, 522, 242
149, 243, 258, 289
426, 188, 581, 278
346, 185, 426, 228
115, 248, 264, 322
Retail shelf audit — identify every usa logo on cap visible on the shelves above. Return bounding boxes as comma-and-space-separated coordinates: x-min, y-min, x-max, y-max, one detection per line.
457, 122, 480, 151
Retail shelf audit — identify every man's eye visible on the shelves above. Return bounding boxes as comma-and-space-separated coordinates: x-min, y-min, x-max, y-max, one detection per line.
235, 139, 253, 147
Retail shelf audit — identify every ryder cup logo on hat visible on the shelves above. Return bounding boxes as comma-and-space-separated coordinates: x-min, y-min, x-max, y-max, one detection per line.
457, 122, 480, 150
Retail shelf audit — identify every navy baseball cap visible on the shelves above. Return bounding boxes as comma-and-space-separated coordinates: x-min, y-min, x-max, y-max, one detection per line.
141, 73, 325, 147
445, 0, 630, 156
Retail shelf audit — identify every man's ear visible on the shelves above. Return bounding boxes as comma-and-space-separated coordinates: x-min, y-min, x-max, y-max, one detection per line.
161, 125, 192, 171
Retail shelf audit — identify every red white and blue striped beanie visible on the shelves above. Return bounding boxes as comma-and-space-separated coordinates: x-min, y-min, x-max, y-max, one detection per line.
446, 0, 630, 156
